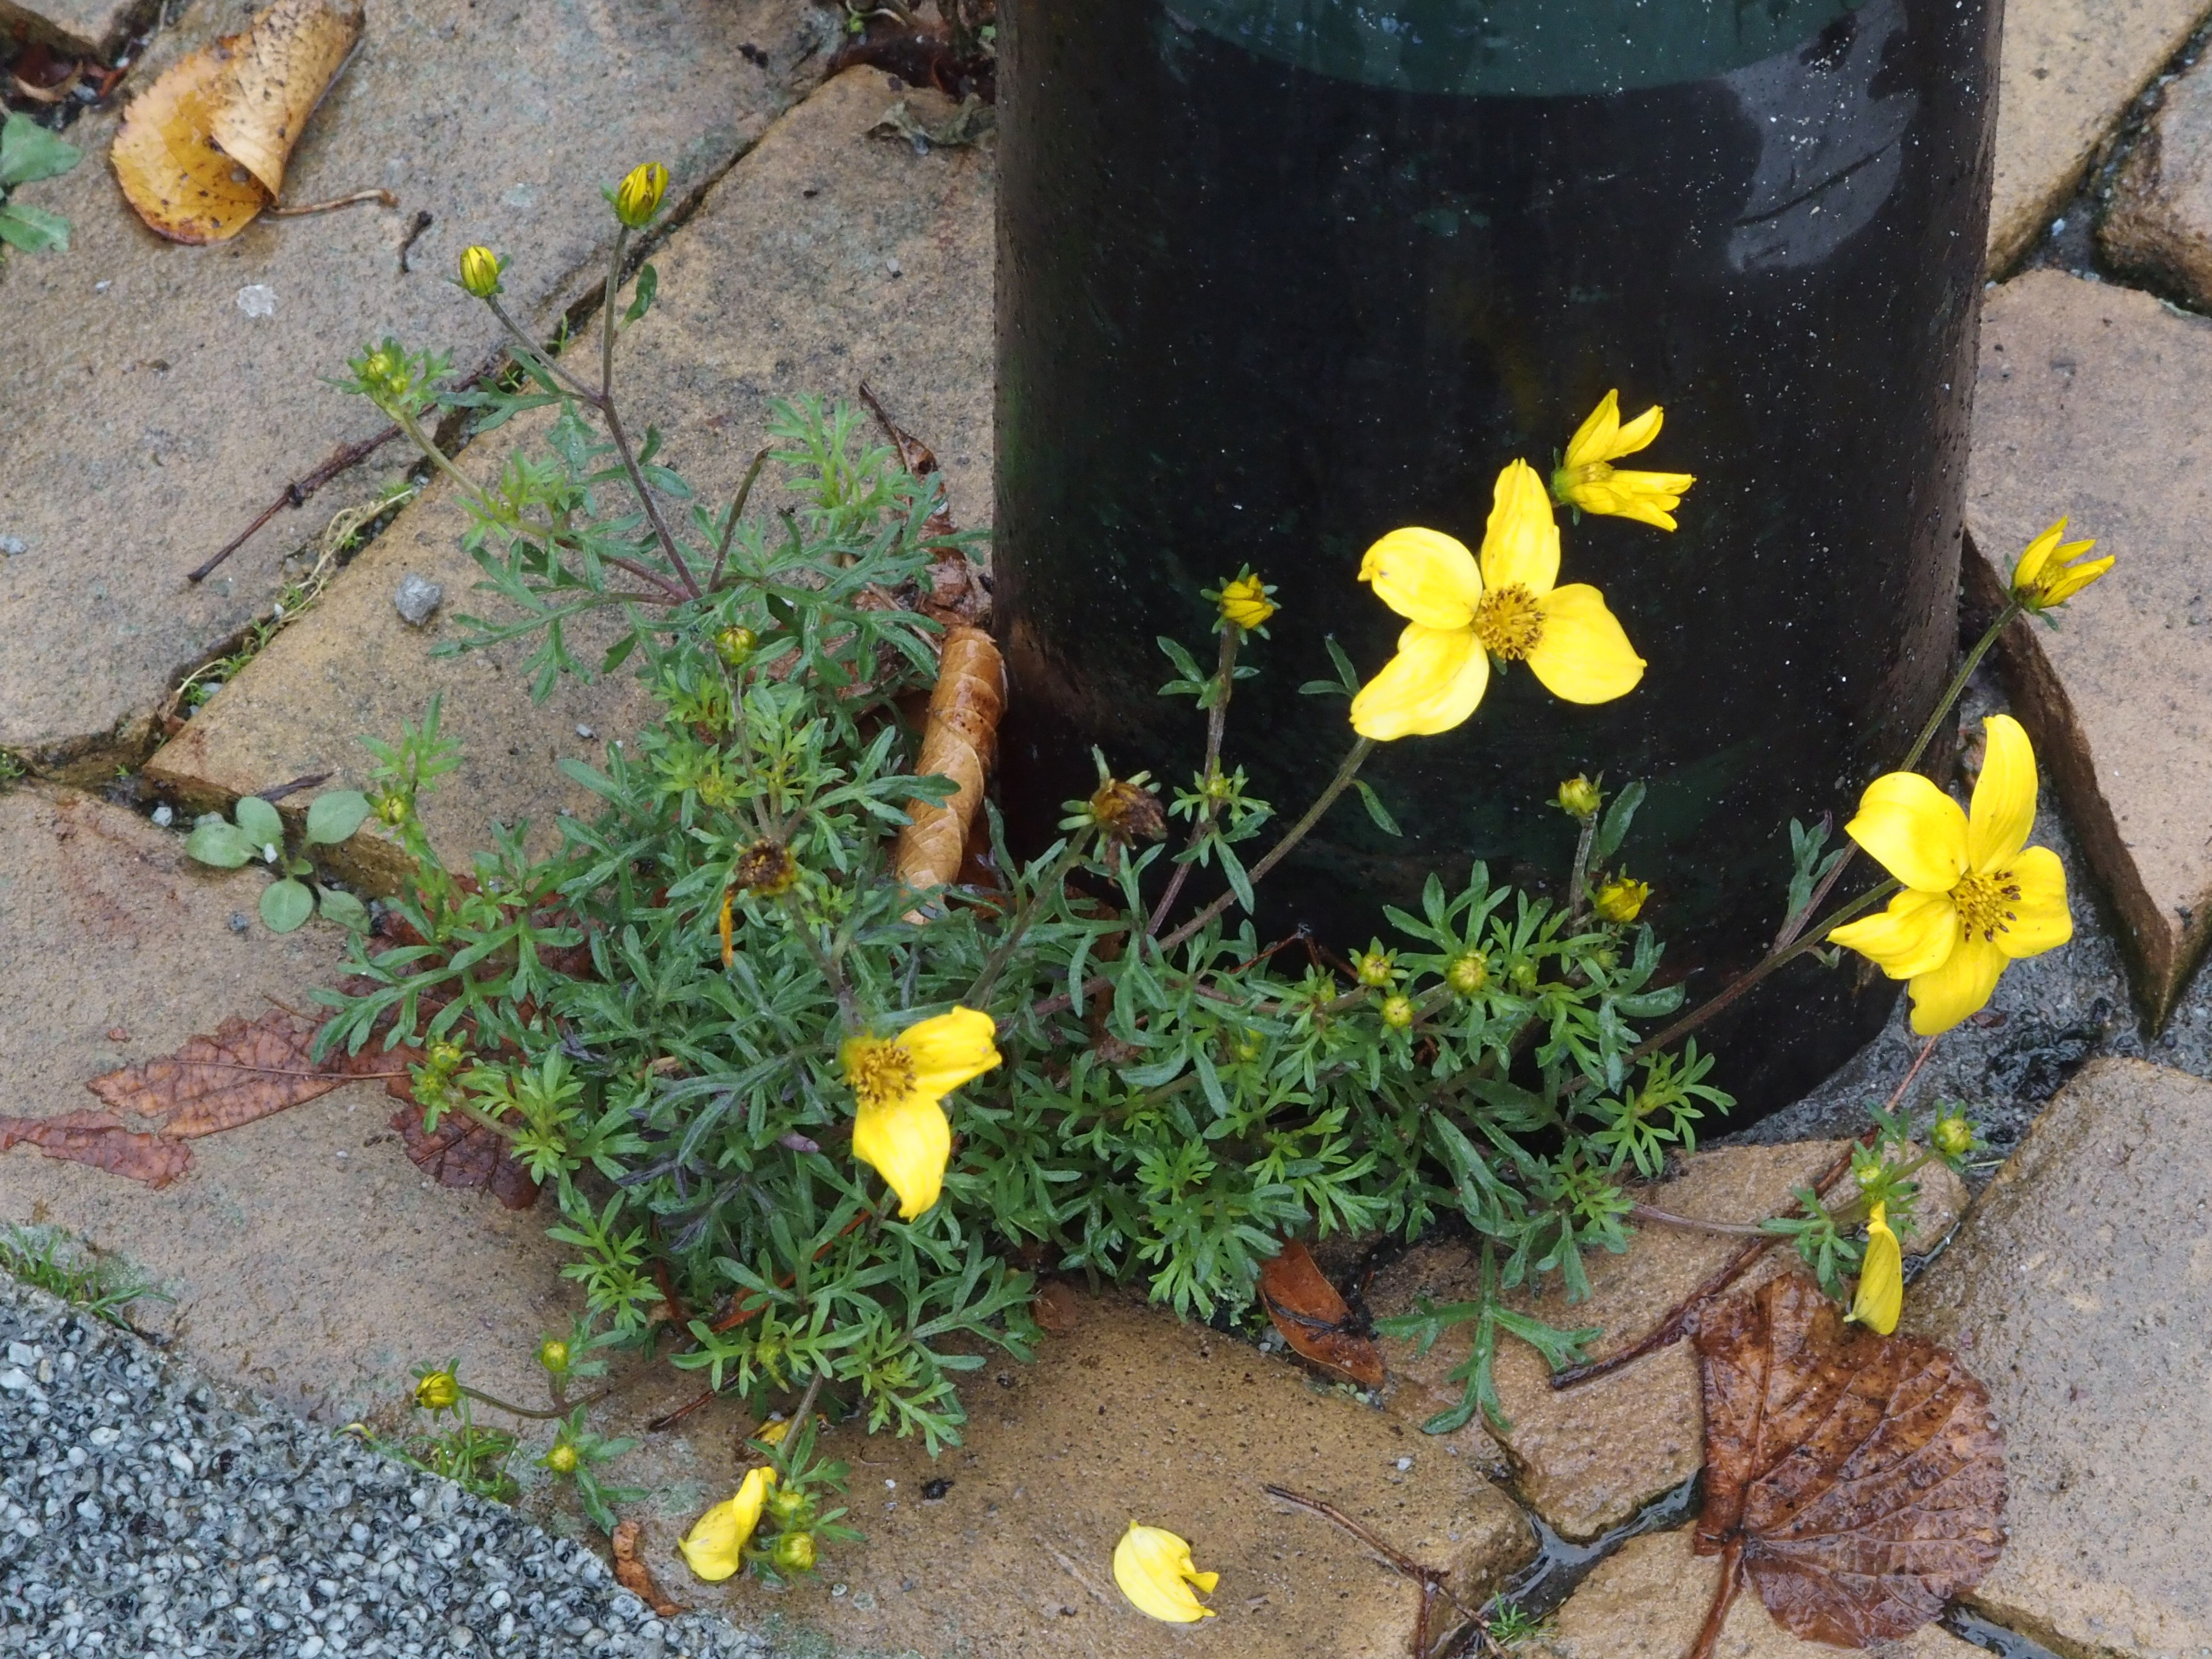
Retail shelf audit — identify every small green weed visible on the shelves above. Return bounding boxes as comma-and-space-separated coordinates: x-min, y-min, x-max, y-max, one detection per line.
0, 1224, 168, 1326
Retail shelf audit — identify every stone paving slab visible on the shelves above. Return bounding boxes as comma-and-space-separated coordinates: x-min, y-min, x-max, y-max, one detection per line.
2102, 42, 2212, 305
0, 784, 575, 1420
1903, 1056, 2212, 1659
0, 0, 141, 56
1990, 0, 2210, 270
1369, 1143, 1967, 1542
145, 67, 996, 888
1965, 270, 2212, 1029
1527, 1527, 1984, 1658
0, 0, 832, 778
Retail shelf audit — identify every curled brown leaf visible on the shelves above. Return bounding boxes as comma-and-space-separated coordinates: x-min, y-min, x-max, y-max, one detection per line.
892, 625, 1004, 906
0, 1112, 193, 1189
1688, 1272, 2006, 1656
86, 1007, 399, 1138
1259, 1240, 1385, 1390
610, 1521, 682, 1618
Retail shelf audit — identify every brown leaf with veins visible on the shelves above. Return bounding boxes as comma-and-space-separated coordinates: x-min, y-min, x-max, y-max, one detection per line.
1687, 1271, 2006, 1656
87, 1008, 400, 1138
389, 1105, 541, 1211
0, 1112, 193, 1188
1259, 1239, 1385, 1389
610, 1521, 682, 1618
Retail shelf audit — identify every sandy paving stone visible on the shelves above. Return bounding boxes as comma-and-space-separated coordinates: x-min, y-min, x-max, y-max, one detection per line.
0, 0, 833, 778
1987, 0, 2211, 270
146, 68, 997, 889
1369, 1142, 1966, 1543
1964, 270, 2212, 1028
0, 0, 142, 55
1904, 1057, 2212, 1659
2102, 44, 2212, 305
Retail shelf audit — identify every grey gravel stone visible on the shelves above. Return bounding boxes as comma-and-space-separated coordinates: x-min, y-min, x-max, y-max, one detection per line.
394, 574, 445, 629
0, 1277, 774, 1658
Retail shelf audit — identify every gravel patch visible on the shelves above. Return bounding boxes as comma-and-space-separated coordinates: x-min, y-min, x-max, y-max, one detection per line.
0, 1278, 776, 1659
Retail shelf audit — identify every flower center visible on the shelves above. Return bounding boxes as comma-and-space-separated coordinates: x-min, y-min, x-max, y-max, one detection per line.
1473, 584, 1545, 660
1953, 870, 2022, 943
846, 1037, 916, 1113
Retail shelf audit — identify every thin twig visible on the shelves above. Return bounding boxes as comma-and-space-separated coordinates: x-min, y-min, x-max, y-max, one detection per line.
1627, 1203, 1770, 1239
1265, 1485, 1473, 1659
255, 772, 332, 805
709, 448, 772, 591
187, 425, 404, 581
265, 188, 398, 217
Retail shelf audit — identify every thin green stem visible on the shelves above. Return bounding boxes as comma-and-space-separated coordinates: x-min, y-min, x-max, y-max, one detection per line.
1565, 813, 1600, 923
455, 1380, 614, 1422
391, 408, 493, 516
484, 297, 600, 402
966, 828, 1095, 1004
588, 225, 702, 599
709, 447, 773, 591
1147, 625, 1243, 939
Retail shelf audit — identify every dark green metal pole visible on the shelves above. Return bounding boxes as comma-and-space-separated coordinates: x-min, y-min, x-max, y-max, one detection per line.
993, 0, 2000, 1112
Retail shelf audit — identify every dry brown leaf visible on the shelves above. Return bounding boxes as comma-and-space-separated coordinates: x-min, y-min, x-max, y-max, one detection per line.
893, 625, 1004, 903
86, 1007, 399, 1138
1259, 1239, 1385, 1389
1688, 1272, 2006, 1656
0, 1111, 193, 1189
1030, 1278, 1081, 1335
389, 1104, 542, 1211
111, 0, 362, 244
610, 1521, 682, 1618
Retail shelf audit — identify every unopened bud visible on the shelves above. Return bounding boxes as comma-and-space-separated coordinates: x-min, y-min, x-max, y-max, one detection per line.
544, 1442, 579, 1474
414, 1370, 460, 1413
715, 625, 756, 667
771, 1530, 817, 1574
1447, 953, 1489, 997
1216, 571, 1277, 632
458, 245, 501, 299
1352, 948, 1395, 988
1592, 875, 1651, 925
537, 1338, 570, 1375
1380, 994, 1415, 1030
1556, 775, 1603, 819
614, 161, 669, 228
1932, 1113, 1975, 1159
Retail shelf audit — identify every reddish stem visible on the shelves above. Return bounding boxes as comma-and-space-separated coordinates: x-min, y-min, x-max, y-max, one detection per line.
1686, 1537, 1746, 1659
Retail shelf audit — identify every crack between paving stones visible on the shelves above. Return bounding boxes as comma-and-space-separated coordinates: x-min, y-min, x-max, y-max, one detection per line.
1941, 1604, 2076, 1659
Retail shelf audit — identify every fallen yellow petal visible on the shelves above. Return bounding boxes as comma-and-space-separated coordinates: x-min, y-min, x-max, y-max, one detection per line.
680, 1466, 777, 1583
1847, 1202, 1903, 1335
1113, 1521, 1218, 1622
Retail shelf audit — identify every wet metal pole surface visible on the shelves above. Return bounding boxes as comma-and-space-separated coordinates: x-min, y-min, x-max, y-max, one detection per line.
995, 0, 2000, 1110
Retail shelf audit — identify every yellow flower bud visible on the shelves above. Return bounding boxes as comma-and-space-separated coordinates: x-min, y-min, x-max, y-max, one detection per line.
1380, 994, 1415, 1030
1847, 1202, 1904, 1336
715, 625, 756, 667
428, 1041, 465, 1074
1556, 775, 1603, 819
1592, 875, 1651, 924
537, 1337, 570, 1374
1351, 948, 1396, 988
770, 1530, 817, 1574
1216, 571, 1277, 632
613, 161, 669, 229
1113, 1521, 1219, 1623
544, 1442, 579, 1475
458, 245, 501, 299
1932, 1113, 1974, 1159
1447, 952, 1490, 997
374, 792, 411, 827
413, 1370, 459, 1413
680, 1466, 776, 1583
766, 1485, 810, 1526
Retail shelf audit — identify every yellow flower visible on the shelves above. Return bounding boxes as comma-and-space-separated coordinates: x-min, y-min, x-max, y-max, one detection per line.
1827, 715, 2072, 1036
2010, 518, 2112, 614
413, 1370, 459, 1412
755, 1416, 792, 1447
680, 1466, 777, 1582
1847, 1201, 1903, 1336
614, 161, 669, 228
1592, 874, 1651, 924
1350, 462, 1645, 740
843, 1007, 1001, 1219
1112, 1521, 1219, 1622
1217, 571, 1277, 632
458, 245, 501, 299
1556, 774, 1603, 819
1550, 390, 1695, 530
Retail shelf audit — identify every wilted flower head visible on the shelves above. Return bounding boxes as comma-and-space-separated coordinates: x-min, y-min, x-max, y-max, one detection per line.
1086, 775, 1166, 847
1216, 570, 1277, 632
1556, 774, 1603, 819
1593, 874, 1651, 924
1827, 715, 2072, 1034
1113, 1521, 1218, 1622
733, 838, 798, 897
842, 1007, 1001, 1218
413, 1370, 459, 1413
458, 245, 502, 299
679, 1466, 775, 1582
613, 161, 669, 228
1847, 1201, 1903, 1336
2010, 518, 2112, 614
1551, 390, 1695, 530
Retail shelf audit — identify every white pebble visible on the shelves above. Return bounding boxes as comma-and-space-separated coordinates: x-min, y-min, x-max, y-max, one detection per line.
235, 284, 278, 319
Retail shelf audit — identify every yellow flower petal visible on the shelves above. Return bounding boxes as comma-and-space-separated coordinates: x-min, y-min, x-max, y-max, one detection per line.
2039, 552, 2114, 606
1608, 401, 1663, 458
1992, 844, 2072, 959
852, 1093, 952, 1219
680, 1466, 777, 1582
2009, 520, 2066, 591
1525, 584, 1645, 704
1562, 390, 1621, 472
1847, 1201, 1903, 1336
1350, 622, 1490, 740
1113, 1522, 1217, 1622
1827, 887, 1959, 979
1907, 933, 2007, 1035
1357, 527, 1482, 629
1845, 772, 1968, 894
1478, 461, 1561, 596
1967, 714, 2038, 873
899, 1006, 1002, 1101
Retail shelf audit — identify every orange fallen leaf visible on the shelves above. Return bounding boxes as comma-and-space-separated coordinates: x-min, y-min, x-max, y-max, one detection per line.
1689, 1272, 2006, 1656
112, 0, 363, 244
611, 1520, 682, 1618
0, 1111, 193, 1188
892, 625, 1004, 906
86, 1007, 398, 1137
1259, 1240, 1385, 1390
